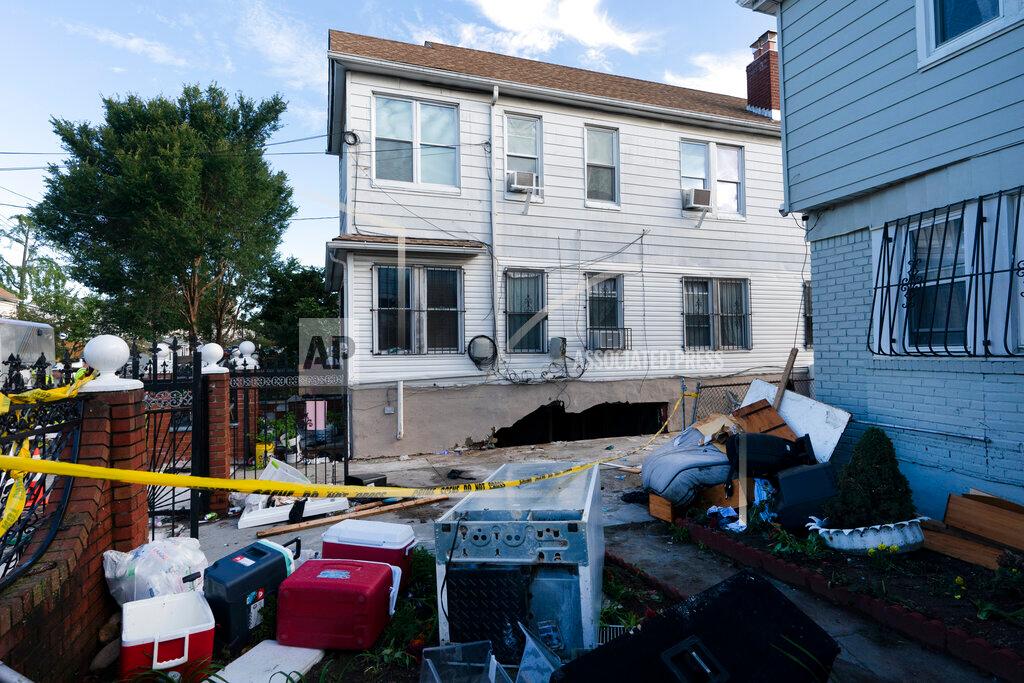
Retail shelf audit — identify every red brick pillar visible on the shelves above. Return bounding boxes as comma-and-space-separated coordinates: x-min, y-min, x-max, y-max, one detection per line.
83, 388, 149, 551
206, 373, 232, 513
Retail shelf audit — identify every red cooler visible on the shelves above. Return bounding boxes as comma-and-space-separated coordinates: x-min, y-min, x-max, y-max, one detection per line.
120, 592, 215, 679
277, 559, 401, 650
321, 519, 417, 588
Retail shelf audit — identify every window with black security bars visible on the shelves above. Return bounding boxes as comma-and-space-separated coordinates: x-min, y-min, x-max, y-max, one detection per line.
506, 270, 546, 353
803, 281, 813, 349
376, 266, 413, 353
682, 277, 751, 351
587, 274, 630, 350
869, 186, 1023, 357
373, 265, 463, 354
425, 267, 461, 353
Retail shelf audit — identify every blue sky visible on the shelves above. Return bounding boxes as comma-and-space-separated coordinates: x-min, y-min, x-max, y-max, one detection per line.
0, 1, 773, 267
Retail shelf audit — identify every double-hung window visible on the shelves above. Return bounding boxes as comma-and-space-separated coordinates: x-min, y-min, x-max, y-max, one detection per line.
374, 96, 458, 187
679, 141, 744, 215
916, 0, 1024, 67
869, 187, 1024, 356
587, 274, 629, 350
716, 145, 743, 214
373, 265, 463, 354
506, 115, 541, 188
505, 270, 546, 353
682, 278, 751, 350
585, 126, 618, 204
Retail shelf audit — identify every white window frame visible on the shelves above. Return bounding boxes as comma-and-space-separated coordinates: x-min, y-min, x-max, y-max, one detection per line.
371, 94, 461, 191
584, 125, 620, 209
504, 113, 543, 198
916, 0, 1024, 69
371, 264, 464, 355
681, 277, 752, 351
679, 139, 745, 218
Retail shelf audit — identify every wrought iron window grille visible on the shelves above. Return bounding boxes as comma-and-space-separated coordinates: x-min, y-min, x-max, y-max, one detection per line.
869, 187, 1024, 357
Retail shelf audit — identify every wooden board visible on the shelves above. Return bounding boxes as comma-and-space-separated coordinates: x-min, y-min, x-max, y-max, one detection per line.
963, 491, 1024, 516
649, 493, 682, 523
774, 347, 799, 410
697, 478, 755, 510
731, 399, 797, 442
922, 524, 1003, 570
944, 494, 1024, 552
256, 496, 448, 538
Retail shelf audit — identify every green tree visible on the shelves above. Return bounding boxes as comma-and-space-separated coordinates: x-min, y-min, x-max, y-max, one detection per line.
0, 215, 100, 351
825, 427, 917, 528
32, 84, 296, 343
248, 257, 335, 354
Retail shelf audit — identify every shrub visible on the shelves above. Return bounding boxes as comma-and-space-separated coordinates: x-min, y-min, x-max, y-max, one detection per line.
824, 427, 915, 528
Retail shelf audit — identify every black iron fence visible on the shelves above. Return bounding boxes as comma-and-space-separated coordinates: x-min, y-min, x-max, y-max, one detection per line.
228, 348, 347, 485
0, 359, 83, 591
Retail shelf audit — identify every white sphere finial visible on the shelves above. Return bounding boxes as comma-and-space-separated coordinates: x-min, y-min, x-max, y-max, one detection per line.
239, 340, 256, 356
80, 334, 143, 392
201, 343, 229, 374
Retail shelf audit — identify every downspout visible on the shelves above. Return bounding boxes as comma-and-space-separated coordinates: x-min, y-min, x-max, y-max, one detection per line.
488, 85, 499, 343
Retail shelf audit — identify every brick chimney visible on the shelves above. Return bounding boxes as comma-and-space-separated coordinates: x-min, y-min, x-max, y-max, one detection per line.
746, 30, 780, 120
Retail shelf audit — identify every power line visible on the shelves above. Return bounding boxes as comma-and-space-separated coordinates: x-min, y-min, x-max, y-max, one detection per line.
0, 133, 329, 156
0, 185, 39, 203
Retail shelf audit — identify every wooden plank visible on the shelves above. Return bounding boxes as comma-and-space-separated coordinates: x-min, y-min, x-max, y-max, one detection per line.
923, 527, 1002, 570
944, 494, 1024, 552
963, 491, 1024, 516
256, 496, 448, 538
731, 399, 797, 441
774, 347, 799, 410
698, 479, 755, 511
601, 462, 642, 474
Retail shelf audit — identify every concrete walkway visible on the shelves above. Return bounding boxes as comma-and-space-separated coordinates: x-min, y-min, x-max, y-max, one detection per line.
605, 523, 994, 683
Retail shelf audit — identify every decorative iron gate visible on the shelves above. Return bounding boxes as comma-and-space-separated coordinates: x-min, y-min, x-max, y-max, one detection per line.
127, 338, 208, 539
228, 348, 347, 485
0, 356, 83, 591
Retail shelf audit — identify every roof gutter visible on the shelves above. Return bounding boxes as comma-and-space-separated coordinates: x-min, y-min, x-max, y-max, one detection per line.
327, 51, 781, 138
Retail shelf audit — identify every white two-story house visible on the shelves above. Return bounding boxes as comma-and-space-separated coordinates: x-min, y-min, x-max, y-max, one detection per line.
741, 0, 1024, 516
324, 30, 812, 458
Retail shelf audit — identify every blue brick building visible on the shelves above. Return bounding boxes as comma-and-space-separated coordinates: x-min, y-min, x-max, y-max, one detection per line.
742, 0, 1024, 516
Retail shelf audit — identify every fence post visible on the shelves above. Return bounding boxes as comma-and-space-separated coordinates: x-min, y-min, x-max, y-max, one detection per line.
201, 343, 231, 513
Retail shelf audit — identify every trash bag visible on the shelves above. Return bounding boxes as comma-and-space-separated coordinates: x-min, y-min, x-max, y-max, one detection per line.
103, 537, 208, 605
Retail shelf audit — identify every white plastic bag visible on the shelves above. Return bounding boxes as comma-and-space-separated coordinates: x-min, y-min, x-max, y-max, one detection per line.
102, 537, 208, 605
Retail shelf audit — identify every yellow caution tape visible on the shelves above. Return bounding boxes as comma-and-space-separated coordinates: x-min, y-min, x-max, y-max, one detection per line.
0, 374, 95, 537
0, 394, 681, 502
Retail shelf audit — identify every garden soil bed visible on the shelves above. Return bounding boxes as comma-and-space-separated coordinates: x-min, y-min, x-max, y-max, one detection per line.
685, 518, 1024, 681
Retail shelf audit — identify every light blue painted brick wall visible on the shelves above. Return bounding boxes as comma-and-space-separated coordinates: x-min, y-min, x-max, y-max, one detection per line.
810, 229, 1024, 518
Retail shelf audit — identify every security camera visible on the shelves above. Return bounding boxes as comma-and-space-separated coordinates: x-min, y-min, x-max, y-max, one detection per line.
778, 204, 789, 217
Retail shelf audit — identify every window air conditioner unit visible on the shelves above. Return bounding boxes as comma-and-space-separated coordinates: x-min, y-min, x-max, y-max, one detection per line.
506, 171, 538, 193
682, 187, 713, 210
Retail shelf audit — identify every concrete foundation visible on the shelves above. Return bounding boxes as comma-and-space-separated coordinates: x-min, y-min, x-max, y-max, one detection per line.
349, 371, 807, 458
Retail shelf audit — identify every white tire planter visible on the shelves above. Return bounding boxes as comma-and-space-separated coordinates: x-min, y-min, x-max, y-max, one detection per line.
806, 516, 929, 554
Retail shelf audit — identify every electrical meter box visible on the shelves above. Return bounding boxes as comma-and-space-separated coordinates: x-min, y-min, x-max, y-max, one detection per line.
434, 462, 603, 664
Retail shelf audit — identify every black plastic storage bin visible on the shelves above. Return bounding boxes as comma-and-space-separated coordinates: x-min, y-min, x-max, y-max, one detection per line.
203, 538, 299, 653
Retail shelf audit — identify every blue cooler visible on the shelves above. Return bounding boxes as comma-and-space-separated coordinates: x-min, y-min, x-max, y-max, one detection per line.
204, 538, 300, 653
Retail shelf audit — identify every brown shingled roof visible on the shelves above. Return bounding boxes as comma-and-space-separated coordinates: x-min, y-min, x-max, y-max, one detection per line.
328, 30, 775, 126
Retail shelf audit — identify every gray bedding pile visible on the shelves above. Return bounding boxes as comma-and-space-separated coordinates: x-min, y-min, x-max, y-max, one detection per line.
642, 426, 731, 506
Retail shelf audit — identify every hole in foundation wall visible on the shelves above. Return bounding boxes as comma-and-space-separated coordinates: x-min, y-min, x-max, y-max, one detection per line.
493, 400, 669, 448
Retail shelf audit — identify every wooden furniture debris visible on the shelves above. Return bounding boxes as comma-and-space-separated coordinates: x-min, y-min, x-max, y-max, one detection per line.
774, 347, 799, 410
698, 478, 755, 511
731, 399, 797, 442
944, 494, 1024, 552
921, 520, 1002, 570
649, 493, 683, 523
920, 492, 1024, 569
256, 496, 448, 538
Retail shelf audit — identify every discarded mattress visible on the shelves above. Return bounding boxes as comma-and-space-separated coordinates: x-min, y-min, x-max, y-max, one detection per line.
642, 426, 730, 507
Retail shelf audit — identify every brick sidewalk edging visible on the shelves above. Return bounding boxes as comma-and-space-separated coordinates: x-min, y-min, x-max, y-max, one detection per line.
674, 519, 1024, 682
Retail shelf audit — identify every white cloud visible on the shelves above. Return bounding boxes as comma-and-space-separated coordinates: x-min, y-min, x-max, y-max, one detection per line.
64, 24, 188, 67
288, 102, 328, 132
411, 0, 649, 61
237, 1, 325, 91
109, 66, 127, 74
579, 47, 612, 72
663, 51, 749, 98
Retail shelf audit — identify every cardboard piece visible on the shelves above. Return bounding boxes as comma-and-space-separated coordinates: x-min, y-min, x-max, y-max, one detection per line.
740, 380, 850, 463
693, 414, 743, 453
